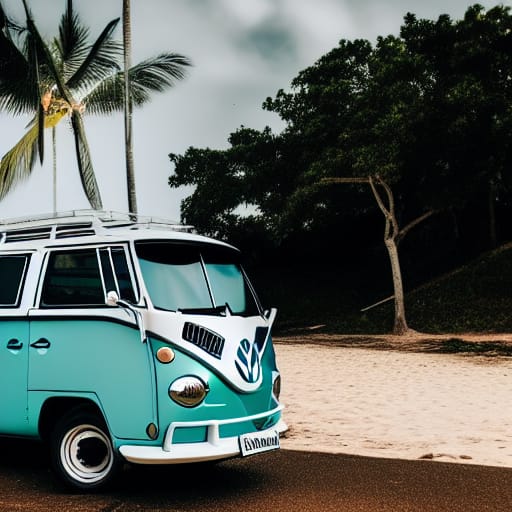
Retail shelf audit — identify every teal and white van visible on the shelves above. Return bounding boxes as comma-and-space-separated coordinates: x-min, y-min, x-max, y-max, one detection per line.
0, 210, 285, 491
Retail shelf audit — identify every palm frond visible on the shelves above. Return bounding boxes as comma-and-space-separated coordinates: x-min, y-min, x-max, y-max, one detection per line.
0, 51, 36, 114
70, 110, 102, 209
0, 1, 24, 38
0, 118, 39, 199
67, 17, 122, 92
83, 53, 191, 115
37, 103, 44, 163
20, 0, 75, 173
0, 3, 37, 114
129, 53, 191, 92
81, 73, 125, 114
0, 106, 68, 199
22, 0, 72, 104
0, 2, 5, 30
55, 0, 90, 80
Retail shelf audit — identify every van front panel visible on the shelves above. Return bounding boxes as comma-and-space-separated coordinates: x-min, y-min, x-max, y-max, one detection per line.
148, 333, 280, 445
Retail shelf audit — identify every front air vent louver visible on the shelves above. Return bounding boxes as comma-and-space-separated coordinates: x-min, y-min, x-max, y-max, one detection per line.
182, 322, 225, 359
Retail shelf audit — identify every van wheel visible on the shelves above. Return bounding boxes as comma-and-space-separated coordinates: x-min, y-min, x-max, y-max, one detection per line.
50, 408, 120, 491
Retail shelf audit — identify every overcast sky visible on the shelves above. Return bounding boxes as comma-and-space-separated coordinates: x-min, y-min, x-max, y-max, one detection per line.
0, 0, 506, 222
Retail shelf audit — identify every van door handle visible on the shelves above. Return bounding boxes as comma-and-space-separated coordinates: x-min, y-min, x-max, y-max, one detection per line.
30, 338, 51, 349
7, 338, 23, 351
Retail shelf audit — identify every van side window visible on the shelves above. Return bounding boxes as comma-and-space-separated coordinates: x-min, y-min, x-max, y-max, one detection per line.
0, 254, 30, 306
98, 247, 137, 303
41, 250, 104, 306
111, 248, 137, 303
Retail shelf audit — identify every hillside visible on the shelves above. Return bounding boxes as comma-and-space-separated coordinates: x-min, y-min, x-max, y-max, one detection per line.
260, 242, 512, 336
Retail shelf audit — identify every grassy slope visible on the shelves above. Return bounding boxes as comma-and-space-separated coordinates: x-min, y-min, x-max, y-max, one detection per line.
393, 242, 512, 334
262, 242, 512, 335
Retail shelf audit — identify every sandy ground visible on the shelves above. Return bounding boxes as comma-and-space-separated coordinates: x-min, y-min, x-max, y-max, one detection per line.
274, 335, 512, 468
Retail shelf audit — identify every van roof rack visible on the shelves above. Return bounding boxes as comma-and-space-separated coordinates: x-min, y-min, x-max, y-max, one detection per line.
0, 210, 194, 243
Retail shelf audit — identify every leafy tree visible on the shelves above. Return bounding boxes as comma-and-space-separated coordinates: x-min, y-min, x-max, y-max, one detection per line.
170, 126, 306, 241
0, 0, 191, 210
171, 4, 512, 238
400, 5, 512, 246
169, 4, 512, 333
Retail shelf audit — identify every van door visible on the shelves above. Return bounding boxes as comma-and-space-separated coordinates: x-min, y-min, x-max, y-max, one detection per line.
28, 246, 156, 439
0, 254, 31, 434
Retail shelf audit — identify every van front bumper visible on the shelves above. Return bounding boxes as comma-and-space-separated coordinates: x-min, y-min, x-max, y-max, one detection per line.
118, 405, 287, 465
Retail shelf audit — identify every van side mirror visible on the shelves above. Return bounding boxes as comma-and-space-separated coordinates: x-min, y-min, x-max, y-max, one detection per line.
106, 290, 146, 343
107, 290, 120, 307
107, 290, 133, 311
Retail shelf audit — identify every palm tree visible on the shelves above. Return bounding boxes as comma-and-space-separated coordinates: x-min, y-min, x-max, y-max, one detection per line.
123, 0, 136, 214
0, 0, 191, 211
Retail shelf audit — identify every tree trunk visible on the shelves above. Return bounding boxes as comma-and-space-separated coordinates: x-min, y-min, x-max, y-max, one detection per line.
384, 237, 409, 335
123, 0, 137, 214
322, 176, 438, 336
368, 176, 410, 335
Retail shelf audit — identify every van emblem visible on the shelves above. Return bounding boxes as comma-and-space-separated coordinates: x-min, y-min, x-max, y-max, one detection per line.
235, 338, 261, 383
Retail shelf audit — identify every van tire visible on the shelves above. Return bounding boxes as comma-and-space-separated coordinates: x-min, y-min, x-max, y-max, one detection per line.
49, 408, 120, 491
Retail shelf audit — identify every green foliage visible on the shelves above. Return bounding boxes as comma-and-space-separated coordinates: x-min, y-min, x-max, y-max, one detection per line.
169, 126, 308, 240
169, 4, 512, 248
395, 243, 512, 332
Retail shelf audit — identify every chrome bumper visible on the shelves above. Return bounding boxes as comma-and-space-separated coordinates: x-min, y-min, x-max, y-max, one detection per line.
119, 405, 286, 465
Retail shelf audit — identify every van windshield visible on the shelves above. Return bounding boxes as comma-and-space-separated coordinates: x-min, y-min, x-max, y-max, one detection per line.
135, 242, 261, 316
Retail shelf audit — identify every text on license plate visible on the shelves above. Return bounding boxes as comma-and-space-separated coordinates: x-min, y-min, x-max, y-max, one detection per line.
239, 429, 280, 457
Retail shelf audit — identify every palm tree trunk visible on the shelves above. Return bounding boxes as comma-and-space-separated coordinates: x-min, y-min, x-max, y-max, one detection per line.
123, 0, 137, 214
52, 126, 57, 213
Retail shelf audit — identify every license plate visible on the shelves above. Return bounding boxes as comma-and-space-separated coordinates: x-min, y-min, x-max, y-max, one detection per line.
239, 428, 280, 457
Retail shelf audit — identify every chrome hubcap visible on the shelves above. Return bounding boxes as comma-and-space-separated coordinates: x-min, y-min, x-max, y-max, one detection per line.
60, 424, 113, 484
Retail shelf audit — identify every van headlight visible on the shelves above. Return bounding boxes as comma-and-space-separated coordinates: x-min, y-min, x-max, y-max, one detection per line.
169, 376, 209, 407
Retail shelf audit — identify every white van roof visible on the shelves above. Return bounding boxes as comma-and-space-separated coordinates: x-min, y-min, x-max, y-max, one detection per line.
0, 210, 229, 249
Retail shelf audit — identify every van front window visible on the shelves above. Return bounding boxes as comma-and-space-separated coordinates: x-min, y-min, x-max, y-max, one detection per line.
135, 242, 260, 316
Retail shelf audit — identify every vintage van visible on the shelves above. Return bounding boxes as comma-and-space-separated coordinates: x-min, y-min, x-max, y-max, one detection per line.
0, 210, 285, 491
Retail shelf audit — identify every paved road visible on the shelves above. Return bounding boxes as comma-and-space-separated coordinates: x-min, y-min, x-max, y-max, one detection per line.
0, 439, 511, 511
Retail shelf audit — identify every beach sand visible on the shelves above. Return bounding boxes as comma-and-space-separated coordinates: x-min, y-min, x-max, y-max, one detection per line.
274, 338, 512, 468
